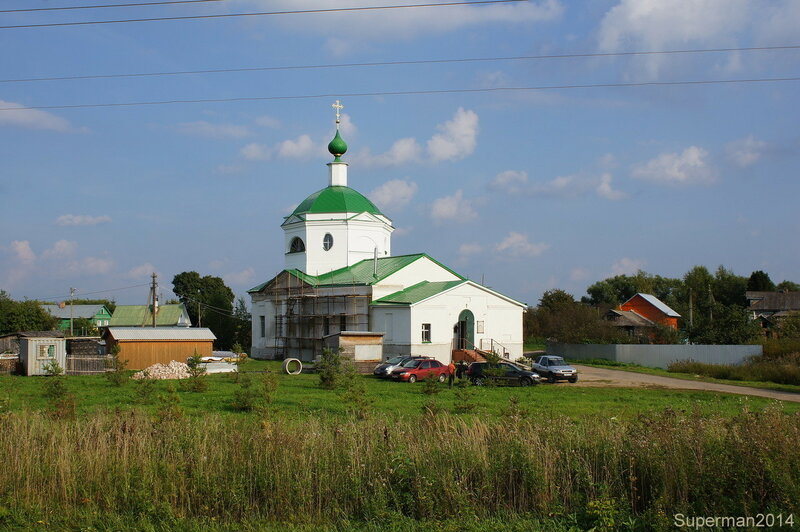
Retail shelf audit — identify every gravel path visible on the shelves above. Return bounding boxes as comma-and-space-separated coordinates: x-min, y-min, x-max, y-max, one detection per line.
567, 364, 800, 403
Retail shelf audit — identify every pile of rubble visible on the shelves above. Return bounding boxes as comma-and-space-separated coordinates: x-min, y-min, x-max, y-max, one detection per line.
131, 360, 190, 380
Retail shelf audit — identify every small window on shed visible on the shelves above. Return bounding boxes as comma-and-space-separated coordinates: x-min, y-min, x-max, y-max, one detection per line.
289, 237, 305, 253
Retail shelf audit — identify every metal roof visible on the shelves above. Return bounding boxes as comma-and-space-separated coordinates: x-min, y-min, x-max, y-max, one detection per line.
630, 293, 681, 317
248, 253, 466, 293
42, 304, 109, 320
372, 280, 467, 305
288, 186, 383, 217
106, 327, 216, 341
109, 304, 189, 327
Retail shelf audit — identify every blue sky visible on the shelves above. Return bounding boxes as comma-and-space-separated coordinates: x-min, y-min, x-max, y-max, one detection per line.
1, 0, 798, 307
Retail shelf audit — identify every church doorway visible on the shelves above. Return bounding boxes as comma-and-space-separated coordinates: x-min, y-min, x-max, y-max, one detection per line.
455, 309, 475, 349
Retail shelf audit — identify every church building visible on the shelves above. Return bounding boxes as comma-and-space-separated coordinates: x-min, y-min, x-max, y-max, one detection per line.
249, 104, 525, 364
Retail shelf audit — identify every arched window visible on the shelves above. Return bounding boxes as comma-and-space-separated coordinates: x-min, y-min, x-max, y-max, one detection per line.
289, 237, 305, 253
323, 233, 334, 251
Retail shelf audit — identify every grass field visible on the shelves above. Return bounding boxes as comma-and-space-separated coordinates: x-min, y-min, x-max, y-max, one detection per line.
1, 360, 799, 531
0, 359, 797, 419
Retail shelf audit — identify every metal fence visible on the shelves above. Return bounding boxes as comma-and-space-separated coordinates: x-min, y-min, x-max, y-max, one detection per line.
547, 343, 763, 369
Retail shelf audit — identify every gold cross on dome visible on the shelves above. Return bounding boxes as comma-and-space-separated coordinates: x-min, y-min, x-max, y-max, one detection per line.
332, 100, 344, 126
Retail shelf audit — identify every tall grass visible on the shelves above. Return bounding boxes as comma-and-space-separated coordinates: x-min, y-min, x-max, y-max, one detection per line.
669, 357, 800, 385
0, 408, 797, 528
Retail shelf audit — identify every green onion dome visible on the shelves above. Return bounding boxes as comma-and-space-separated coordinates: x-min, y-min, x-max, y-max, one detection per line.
327, 130, 348, 161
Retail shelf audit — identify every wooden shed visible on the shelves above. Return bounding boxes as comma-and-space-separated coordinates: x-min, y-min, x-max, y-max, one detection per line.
104, 327, 216, 370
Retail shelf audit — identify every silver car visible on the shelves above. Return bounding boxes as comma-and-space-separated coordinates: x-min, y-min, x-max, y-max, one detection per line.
532, 355, 578, 383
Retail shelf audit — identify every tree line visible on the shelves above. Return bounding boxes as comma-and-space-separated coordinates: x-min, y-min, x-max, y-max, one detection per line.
525, 268, 798, 345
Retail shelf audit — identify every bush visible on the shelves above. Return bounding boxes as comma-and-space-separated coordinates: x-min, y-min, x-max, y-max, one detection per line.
181, 352, 207, 393
317, 347, 343, 390
421, 372, 441, 395
668, 358, 800, 386
231, 374, 257, 412
452, 379, 477, 414
132, 370, 156, 404
260, 371, 278, 405
104, 344, 129, 387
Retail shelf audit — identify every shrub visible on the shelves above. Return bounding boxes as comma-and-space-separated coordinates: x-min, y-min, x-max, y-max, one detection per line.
157, 383, 183, 421
668, 358, 800, 386
452, 379, 477, 414
317, 347, 343, 390
132, 376, 156, 405
231, 374, 257, 412
104, 344, 129, 387
181, 352, 207, 393
260, 371, 278, 405
421, 372, 441, 395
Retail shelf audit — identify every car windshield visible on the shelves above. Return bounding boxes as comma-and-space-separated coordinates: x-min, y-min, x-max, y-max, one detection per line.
401, 359, 423, 368
548, 357, 567, 366
386, 356, 406, 365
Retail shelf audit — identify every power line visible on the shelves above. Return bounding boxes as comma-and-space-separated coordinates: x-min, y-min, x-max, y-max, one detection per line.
33, 283, 151, 302
3, 44, 798, 84
2, 76, 798, 112
0, 0, 224, 14
0, 0, 525, 30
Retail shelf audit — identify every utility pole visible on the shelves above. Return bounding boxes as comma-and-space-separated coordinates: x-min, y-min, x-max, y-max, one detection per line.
150, 272, 158, 328
688, 287, 693, 329
69, 287, 76, 336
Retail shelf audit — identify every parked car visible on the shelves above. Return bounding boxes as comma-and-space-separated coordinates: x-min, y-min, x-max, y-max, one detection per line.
390, 358, 450, 383
466, 361, 540, 386
373, 355, 430, 378
532, 355, 578, 383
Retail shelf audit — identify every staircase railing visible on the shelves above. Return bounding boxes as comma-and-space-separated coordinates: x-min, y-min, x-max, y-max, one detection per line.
479, 338, 510, 358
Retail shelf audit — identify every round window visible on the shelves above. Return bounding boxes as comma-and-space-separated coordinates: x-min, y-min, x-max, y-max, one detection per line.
323, 233, 334, 251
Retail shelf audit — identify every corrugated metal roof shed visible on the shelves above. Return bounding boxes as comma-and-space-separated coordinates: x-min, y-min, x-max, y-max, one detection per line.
107, 327, 216, 341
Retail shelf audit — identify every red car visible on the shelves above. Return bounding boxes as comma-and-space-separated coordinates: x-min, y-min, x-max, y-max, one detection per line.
390, 358, 450, 383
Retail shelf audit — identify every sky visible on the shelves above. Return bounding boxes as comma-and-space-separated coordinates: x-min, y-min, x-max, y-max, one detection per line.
0, 0, 798, 308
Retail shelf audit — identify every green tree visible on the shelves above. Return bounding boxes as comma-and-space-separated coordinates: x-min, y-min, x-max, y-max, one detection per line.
0, 292, 58, 334
713, 266, 747, 307
748, 270, 776, 292
692, 304, 760, 345
232, 297, 252, 352
776, 280, 800, 291
172, 271, 236, 349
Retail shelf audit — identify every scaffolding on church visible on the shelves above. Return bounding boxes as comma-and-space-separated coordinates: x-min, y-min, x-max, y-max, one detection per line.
268, 272, 371, 360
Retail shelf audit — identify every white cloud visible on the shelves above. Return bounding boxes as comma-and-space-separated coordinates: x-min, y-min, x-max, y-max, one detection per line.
632, 146, 716, 185
240, 142, 271, 161
726, 135, 768, 167
431, 190, 477, 223
11, 240, 35, 264
224, 267, 256, 286
176, 121, 250, 139
42, 240, 77, 260
459, 243, 483, 256
528, 175, 589, 197
596, 173, 627, 200
611, 257, 646, 276
368, 179, 418, 211
277, 134, 316, 159
337, 113, 357, 138
570, 267, 591, 282
392, 226, 413, 237
254, 115, 281, 128
55, 214, 112, 226
427, 107, 479, 162
126, 263, 157, 279
489, 170, 528, 194
495, 232, 549, 258
74, 257, 114, 275
238, 0, 563, 41
357, 137, 422, 167
0, 100, 75, 132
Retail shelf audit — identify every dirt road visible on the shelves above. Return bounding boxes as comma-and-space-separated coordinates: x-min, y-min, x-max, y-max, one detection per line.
569, 364, 800, 403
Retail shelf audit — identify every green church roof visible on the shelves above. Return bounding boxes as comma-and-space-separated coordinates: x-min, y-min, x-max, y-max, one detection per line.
289, 186, 383, 217
371, 280, 467, 305
247, 253, 466, 292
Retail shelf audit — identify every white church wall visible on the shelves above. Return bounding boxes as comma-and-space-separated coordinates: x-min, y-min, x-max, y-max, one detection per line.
370, 306, 411, 359
372, 257, 463, 301
251, 297, 276, 359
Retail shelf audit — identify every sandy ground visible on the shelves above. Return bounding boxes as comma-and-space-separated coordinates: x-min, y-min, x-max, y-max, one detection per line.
560, 364, 800, 403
